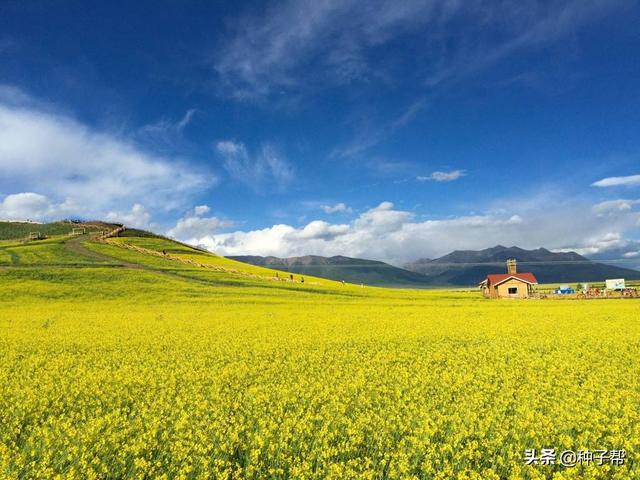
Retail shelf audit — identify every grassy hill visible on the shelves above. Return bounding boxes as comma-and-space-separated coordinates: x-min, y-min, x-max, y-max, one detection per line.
1, 225, 639, 479
0, 226, 343, 290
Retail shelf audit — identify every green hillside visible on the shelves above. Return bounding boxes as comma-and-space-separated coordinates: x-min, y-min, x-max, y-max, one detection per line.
0, 228, 344, 290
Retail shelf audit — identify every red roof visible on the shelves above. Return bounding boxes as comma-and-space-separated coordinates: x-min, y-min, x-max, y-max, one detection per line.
484, 272, 538, 286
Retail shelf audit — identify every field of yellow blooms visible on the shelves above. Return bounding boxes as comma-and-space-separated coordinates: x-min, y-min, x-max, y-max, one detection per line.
1, 235, 639, 479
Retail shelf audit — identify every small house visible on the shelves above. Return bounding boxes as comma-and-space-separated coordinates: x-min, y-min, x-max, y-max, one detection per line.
479, 259, 538, 299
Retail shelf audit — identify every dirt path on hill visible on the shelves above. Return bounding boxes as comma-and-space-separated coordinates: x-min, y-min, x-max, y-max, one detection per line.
61, 235, 241, 288
63, 234, 168, 271
63, 234, 127, 264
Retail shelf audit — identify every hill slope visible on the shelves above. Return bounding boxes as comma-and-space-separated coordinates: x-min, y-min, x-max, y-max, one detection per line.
0, 225, 351, 295
405, 245, 640, 285
228, 254, 434, 287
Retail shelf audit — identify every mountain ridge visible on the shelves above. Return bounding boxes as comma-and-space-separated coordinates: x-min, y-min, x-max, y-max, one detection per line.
404, 245, 640, 285
231, 246, 640, 287
409, 245, 587, 266
228, 254, 434, 287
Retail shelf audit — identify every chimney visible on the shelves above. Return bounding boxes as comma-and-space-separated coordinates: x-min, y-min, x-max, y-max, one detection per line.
506, 259, 517, 274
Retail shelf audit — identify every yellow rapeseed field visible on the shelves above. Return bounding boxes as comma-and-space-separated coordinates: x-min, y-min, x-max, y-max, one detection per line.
1, 236, 639, 479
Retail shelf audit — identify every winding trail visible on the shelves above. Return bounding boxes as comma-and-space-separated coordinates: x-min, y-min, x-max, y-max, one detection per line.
61, 235, 254, 288
63, 234, 134, 267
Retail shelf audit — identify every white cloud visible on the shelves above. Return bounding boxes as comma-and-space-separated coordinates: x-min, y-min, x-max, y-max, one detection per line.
559, 233, 640, 263
167, 205, 233, 240
105, 204, 152, 229
215, 140, 294, 192
0, 192, 84, 222
592, 199, 640, 215
216, 140, 244, 156
321, 202, 352, 214
561, 232, 626, 257
0, 88, 214, 221
417, 170, 466, 182
183, 200, 640, 265
293, 220, 350, 240
0, 192, 52, 221
194, 205, 211, 216
592, 174, 640, 188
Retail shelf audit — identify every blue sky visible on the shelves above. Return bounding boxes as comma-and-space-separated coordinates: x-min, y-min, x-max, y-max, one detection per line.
1, 0, 640, 265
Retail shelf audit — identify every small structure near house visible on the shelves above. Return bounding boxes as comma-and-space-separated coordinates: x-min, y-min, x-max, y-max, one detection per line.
28, 232, 41, 240
605, 278, 625, 291
479, 259, 538, 299
71, 227, 85, 235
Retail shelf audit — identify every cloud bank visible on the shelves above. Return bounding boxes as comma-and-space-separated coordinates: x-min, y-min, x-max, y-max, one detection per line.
172, 201, 640, 265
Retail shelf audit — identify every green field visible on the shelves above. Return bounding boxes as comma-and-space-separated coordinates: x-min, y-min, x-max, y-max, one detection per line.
1, 233, 639, 479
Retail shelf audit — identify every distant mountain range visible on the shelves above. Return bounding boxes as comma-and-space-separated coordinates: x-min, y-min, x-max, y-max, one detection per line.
230, 246, 640, 287
404, 245, 640, 285
228, 255, 433, 288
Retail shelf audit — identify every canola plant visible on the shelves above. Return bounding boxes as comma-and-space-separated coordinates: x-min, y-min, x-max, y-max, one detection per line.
0, 236, 638, 479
